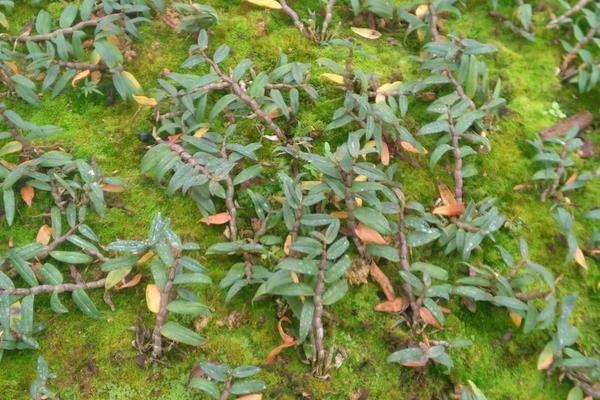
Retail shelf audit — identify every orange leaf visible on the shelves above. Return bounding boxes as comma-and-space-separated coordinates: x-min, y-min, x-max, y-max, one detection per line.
400, 141, 420, 154
355, 223, 387, 245
71, 69, 90, 87
509, 310, 522, 328
419, 307, 441, 328
236, 395, 262, 400
380, 141, 390, 166
375, 298, 407, 313
432, 203, 465, 217
20, 185, 34, 207
137, 250, 154, 265
133, 95, 158, 107
118, 273, 142, 290
330, 211, 348, 219
36, 225, 52, 245
565, 173, 578, 185
194, 127, 209, 138
200, 212, 232, 225
265, 317, 297, 365
436, 181, 456, 207
369, 262, 395, 301
537, 346, 553, 370
574, 247, 588, 270
284, 235, 292, 256
101, 183, 125, 193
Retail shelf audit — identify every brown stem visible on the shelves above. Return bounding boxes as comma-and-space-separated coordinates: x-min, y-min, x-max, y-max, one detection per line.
447, 114, 464, 204
0, 278, 105, 296
220, 143, 238, 241
0, 16, 108, 42
547, 0, 593, 28
312, 240, 327, 373
36, 223, 82, 259
53, 60, 106, 71
396, 204, 419, 319
219, 377, 233, 400
200, 51, 287, 142
152, 256, 182, 359
340, 168, 367, 257
541, 142, 568, 202
320, 0, 337, 41
560, 23, 600, 73
427, 4, 476, 110
489, 11, 534, 39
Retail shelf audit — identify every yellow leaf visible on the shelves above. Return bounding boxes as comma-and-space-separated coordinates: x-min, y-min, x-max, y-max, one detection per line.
20, 185, 34, 207
284, 235, 292, 256
200, 212, 232, 225
509, 310, 522, 328
137, 250, 155, 266
537, 345, 553, 370
321, 73, 345, 85
122, 71, 142, 92
71, 70, 90, 87
574, 247, 588, 270
415, 4, 429, 19
146, 284, 162, 314
350, 27, 382, 40
133, 95, 158, 107
245, 0, 282, 9
105, 267, 132, 290
237, 395, 263, 400
300, 180, 321, 190
194, 127, 209, 138
36, 225, 52, 245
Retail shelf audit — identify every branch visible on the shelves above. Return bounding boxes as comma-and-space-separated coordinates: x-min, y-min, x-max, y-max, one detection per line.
396, 201, 419, 319
200, 51, 288, 142
320, 0, 337, 42
560, 23, 600, 73
311, 240, 327, 374
447, 114, 464, 204
340, 167, 367, 257
0, 278, 105, 296
1, 18, 102, 42
53, 60, 106, 72
219, 377, 233, 400
220, 142, 238, 241
36, 223, 82, 259
547, 0, 594, 28
152, 256, 182, 359
541, 142, 568, 202
427, 4, 476, 110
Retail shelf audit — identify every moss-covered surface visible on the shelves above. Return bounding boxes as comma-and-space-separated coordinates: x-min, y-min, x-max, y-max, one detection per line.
0, 0, 598, 399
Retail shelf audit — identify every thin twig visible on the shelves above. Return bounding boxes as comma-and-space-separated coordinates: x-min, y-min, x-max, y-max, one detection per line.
396, 202, 419, 319
0, 278, 106, 296
220, 141, 238, 240
340, 167, 367, 257
547, 0, 593, 28
541, 142, 568, 202
311, 238, 327, 374
219, 377, 233, 400
152, 255, 181, 359
320, 0, 337, 42
447, 114, 464, 204
560, 23, 600, 73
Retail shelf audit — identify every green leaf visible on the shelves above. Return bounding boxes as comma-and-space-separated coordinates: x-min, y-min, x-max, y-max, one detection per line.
232, 366, 261, 378
167, 300, 211, 316
323, 279, 348, 305
366, 244, 400, 262
411, 262, 448, 281
59, 4, 78, 28
230, 379, 266, 395
50, 251, 93, 264
3, 189, 15, 226
101, 255, 138, 272
278, 258, 318, 275
418, 120, 449, 135
452, 286, 493, 302
189, 377, 219, 399
233, 165, 262, 186
160, 321, 205, 346
104, 267, 132, 290
72, 289, 103, 319
354, 207, 391, 235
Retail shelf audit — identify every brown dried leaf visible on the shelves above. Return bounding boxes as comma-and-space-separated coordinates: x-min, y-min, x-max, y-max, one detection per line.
36, 225, 52, 245
380, 141, 390, 166
369, 262, 395, 301
436, 181, 456, 206
355, 224, 387, 245
284, 234, 292, 256
574, 247, 588, 270
200, 212, 232, 225
118, 273, 142, 290
265, 317, 296, 365
101, 183, 125, 193
137, 250, 154, 265
20, 185, 34, 207
145, 284, 161, 314
432, 203, 465, 217
133, 95, 158, 107
350, 27, 382, 40
71, 70, 90, 87
509, 310, 522, 328
419, 307, 441, 328
375, 298, 407, 313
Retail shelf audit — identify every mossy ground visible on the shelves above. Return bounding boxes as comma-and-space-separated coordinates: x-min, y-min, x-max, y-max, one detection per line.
0, 0, 598, 399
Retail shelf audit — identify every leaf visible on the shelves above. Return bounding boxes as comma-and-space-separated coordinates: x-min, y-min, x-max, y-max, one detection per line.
160, 321, 205, 346
321, 73, 345, 85
283, 235, 292, 256
122, 71, 142, 93
509, 310, 522, 328
369, 262, 395, 301
265, 317, 296, 365
537, 344, 554, 370
36, 225, 52, 245
245, 0, 282, 10
71, 70, 90, 87
387, 347, 428, 367
3, 189, 15, 226
380, 141, 390, 166
105, 266, 132, 290
189, 377, 220, 399
231, 380, 266, 395
146, 284, 161, 313
133, 95, 158, 107
375, 298, 407, 313
0, 141, 22, 157
50, 251, 93, 264
419, 307, 441, 328
354, 207, 391, 235
72, 289, 103, 319
574, 247, 587, 270
20, 185, 34, 207
437, 181, 456, 206
350, 27, 382, 39
432, 203, 465, 216
200, 212, 232, 225
355, 224, 387, 245
236, 395, 263, 400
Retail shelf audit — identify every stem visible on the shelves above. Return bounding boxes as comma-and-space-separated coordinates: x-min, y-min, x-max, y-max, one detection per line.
152, 256, 181, 359
53, 60, 106, 71
37, 223, 82, 259
200, 51, 287, 142
312, 240, 327, 372
320, 0, 337, 41
547, 0, 593, 28
220, 142, 238, 241
427, 4, 476, 110
448, 114, 464, 204
0, 278, 105, 296
0, 18, 102, 42
397, 203, 419, 318
560, 23, 600, 73
219, 377, 233, 400
340, 168, 367, 257
541, 142, 568, 202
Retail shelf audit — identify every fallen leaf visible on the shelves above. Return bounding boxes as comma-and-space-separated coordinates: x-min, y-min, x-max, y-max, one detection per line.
432, 203, 465, 217
321, 73, 345, 85
354, 175, 368, 182
118, 273, 142, 290
101, 183, 125, 193
20, 185, 34, 207
351, 27, 382, 40
509, 310, 522, 328
355, 223, 387, 245
133, 95, 158, 107
380, 141, 390, 166
375, 298, 407, 313
300, 180, 321, 190
145, 284, 161, 314
36, 225, 52, 245
437, 181, 456, 206
513, 183, 530, 191
200, 212, 232, 225
237, 395, 262, 400
419, 307, 441, 328
71, 70, 90, 87
537, 346, 553, 370
245, 0, 282, 9
574, 247, 588, 270
265, 317, 297, 365
284, 235, 292, 256
369, 262, 395, 301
